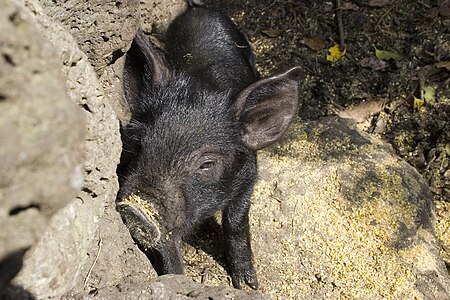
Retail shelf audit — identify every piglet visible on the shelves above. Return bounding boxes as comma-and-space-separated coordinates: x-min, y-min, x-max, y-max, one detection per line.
117, 0, 301, 289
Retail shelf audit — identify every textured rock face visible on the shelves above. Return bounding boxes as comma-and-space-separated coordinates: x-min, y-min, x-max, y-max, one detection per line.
4, 0, 135, 298
69, 274, 269, 300
183, 117, 450, 299
250, 117, 450, 299
140, 0, 187, 34
0, 0, 84, 289
37, 0, 139, 74
35, 0, 141, 124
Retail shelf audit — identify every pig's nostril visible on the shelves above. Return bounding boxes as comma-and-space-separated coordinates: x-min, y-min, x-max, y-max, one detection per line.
9, 203, 41, 216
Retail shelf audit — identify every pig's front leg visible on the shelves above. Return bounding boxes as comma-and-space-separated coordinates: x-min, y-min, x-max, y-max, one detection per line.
223, 192, 259, 289
151, 237, 185, 275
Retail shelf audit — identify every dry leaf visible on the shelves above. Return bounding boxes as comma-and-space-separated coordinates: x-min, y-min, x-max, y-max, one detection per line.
261, 29, 283, 38
360, 56, 388, 70
428, 7, 450, 16
340, 2, 359, 10
435, 61, 450, 70
303, 36, 326, 50
337, 100, 387, 123
413, 96, 425, 109
435, 61, 450, 69
367, 0, 391, 7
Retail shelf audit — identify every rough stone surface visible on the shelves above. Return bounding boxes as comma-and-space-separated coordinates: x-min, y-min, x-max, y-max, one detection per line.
0, 0, 84, 289
32, 0, 142, 124
252, 117, 450, 299
68, 275, 269, 300
37, 0, 139, 74
3, 0, 125, 298
140, 0, 187, 35
98, 56, 130, 125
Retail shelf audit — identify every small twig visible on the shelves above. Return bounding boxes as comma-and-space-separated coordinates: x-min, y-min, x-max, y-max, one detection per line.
443, 77, 450, 88
291, 195, 300, 235
419, 74, 425, 100
201, 268, 209, 284
335, 0, 346, 52
84, 235, 103, 288
375, 5, 396, 31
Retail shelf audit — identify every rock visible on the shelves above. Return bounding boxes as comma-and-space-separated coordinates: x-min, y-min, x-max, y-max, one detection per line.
33, 0, 141, 124
251, 117, 450, 299
68, 274, 269, 300
0, 0, 84, 290
31, 0, 187, 125
36, 0, 140, 74
183, 117, 450, 299
2, 0, 135, 298
140, 0, 187, 35
98, 56, 130, 124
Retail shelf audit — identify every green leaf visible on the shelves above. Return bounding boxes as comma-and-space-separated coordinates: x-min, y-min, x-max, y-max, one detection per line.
423, 86, 436, 102
374, 48, 404, 60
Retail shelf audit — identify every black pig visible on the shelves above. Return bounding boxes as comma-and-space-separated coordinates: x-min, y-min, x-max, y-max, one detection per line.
117, 1, 301, 289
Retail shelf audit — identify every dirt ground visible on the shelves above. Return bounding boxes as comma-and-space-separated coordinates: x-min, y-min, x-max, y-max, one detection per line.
201, 0, 450, 270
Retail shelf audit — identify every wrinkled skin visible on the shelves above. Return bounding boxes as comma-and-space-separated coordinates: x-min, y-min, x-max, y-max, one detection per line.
117, 2, 301, 289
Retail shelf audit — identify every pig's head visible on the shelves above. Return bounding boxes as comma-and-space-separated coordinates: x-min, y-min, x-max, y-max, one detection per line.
118, 31, 301, 240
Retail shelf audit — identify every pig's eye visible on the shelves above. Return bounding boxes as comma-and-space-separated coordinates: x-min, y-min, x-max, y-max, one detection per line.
194, 152, 225, 181
195, 156, 223, 181
199, 159, 216, 171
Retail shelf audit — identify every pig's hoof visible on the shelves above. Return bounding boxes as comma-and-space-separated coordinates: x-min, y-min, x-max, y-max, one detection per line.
117, 195, 161, 250
231, 268, 259, 290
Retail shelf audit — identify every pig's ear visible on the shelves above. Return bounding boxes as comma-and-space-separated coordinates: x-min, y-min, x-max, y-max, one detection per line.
235, 67, 302, 150
123, 30, 171, 110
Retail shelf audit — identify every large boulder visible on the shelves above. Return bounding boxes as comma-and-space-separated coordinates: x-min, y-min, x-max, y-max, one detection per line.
33, 0, 187, 125
252, 117, 450, 298
2, 0, 140, 298
0, 0, 84, 290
